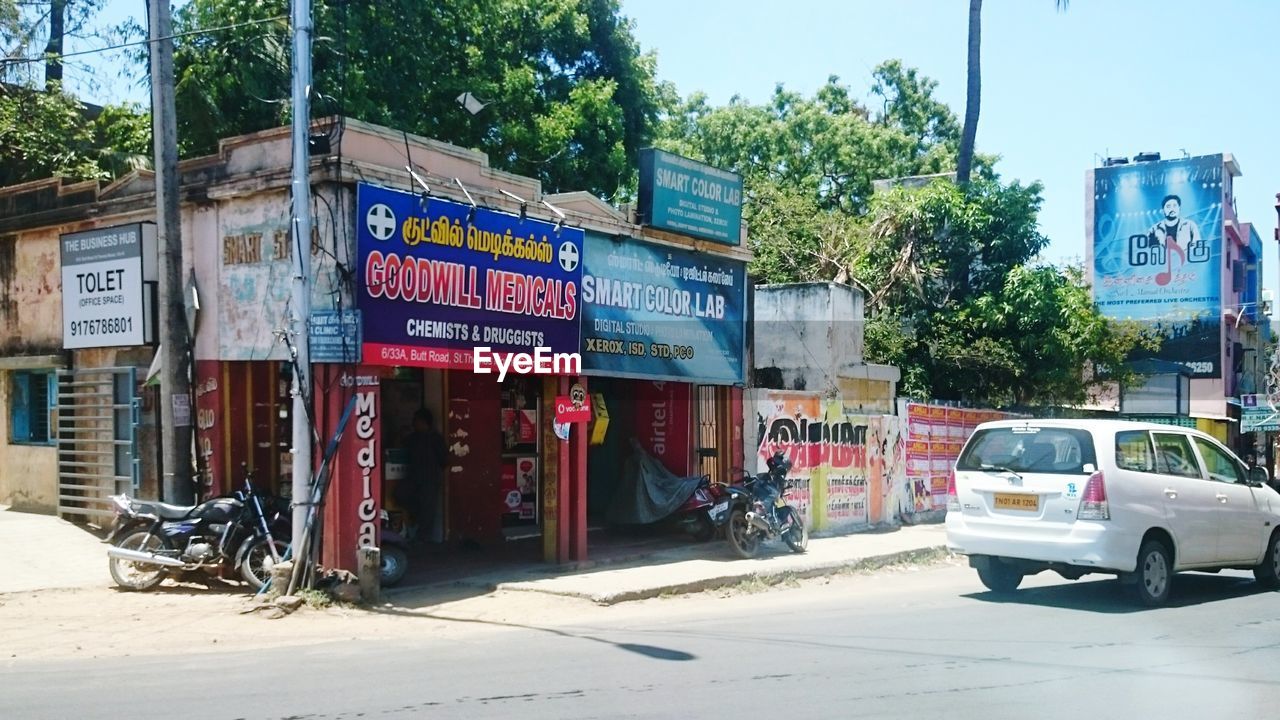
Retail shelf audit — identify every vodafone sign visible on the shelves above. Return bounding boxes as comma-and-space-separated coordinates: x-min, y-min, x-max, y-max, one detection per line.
555, 383, 592, 424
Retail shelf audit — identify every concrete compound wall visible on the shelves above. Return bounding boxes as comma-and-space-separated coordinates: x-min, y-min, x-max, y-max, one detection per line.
752, 391, 1013, 532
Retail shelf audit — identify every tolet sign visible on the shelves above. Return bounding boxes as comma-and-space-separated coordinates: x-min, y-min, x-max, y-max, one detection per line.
555, 383, 592, 424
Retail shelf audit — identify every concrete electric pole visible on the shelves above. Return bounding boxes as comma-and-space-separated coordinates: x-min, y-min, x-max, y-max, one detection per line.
149, 0, 193, 504
289, 0, 315, 557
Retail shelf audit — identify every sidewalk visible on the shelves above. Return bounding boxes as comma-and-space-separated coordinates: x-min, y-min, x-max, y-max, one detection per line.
0, 504, 950, 606
0, 506, 109, 594
391, 524, 951, 606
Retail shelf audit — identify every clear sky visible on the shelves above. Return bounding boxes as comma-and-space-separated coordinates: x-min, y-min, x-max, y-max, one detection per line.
70, 1, 1280, 299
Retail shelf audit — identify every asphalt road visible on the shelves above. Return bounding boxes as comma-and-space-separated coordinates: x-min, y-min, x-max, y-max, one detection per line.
4, 560, 1280, 720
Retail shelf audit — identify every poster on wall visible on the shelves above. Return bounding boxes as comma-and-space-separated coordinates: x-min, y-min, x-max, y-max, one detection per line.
580, 232, 747, 385
355, 182, 583, 369
1092, 155, 1224, 378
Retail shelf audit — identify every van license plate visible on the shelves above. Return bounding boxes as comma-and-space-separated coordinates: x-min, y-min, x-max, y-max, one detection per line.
993, 493, 1039, 511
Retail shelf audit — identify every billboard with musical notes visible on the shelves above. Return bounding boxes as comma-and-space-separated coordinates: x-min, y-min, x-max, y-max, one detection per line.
1092, 155, 1224, 378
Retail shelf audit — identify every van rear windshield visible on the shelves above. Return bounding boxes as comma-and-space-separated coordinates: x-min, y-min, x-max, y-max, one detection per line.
957, 427, 1097, 475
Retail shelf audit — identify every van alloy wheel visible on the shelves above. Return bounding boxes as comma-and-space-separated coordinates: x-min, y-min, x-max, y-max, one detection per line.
1131, 540, 1172, 607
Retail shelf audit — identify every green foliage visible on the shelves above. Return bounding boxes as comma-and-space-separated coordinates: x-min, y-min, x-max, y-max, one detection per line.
168, 0, 662, 198
0, 84, 151, 186
0, 84, 97, 185
655, 60, 1149, 408
657, 65, 962, 215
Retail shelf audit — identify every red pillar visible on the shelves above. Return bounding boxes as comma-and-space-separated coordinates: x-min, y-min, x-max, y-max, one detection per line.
570, 376, 589, 562
556, 375, 571, 564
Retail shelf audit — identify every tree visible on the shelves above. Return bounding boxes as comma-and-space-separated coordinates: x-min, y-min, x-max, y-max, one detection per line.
1, 0, 108, 88
956, 0, 1068, 184
855, 180, 1155, 406
0, 84, 150, 186
166, 0, 663, 198
658, 67, 964, 215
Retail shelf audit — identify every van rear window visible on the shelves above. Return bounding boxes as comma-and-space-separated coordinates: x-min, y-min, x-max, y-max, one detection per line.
957, 427, 1097, 475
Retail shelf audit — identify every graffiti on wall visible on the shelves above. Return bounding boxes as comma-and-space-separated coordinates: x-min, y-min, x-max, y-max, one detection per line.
754, 394, 1015, 527
755, 392, 880, 531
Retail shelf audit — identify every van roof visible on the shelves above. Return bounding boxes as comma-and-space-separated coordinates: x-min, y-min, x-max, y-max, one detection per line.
972, 418, 1204, 434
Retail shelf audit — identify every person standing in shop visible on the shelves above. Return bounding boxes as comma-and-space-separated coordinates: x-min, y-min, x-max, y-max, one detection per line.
402, 408, 448, 544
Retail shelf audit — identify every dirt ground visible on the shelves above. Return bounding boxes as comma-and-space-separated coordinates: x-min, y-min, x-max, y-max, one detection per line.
0, 557, 961, 663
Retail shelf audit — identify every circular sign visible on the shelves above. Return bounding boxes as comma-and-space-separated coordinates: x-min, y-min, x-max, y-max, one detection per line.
505, 490, 522, 509
366, 203, 397, 241
553, 421, 570, 441
558, 240, 580, 272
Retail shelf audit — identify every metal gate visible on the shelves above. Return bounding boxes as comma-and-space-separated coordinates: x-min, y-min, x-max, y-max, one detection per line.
55, 367, 140, 523
696, 385, 720, 480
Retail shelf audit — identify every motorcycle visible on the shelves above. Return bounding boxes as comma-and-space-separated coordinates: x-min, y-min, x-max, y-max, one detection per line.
379, 510, 410, 587
714, 451, 809, 559
105, 470, 289, 592
671, 474, 724, 542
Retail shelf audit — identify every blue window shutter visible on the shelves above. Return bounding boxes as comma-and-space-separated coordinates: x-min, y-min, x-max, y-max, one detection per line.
10, 372, 30, 442
46, 373, 58, 445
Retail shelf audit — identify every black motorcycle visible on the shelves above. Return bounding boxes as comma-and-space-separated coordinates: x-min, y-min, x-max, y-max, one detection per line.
715, 451, 809, 559
105, 470, 289, 592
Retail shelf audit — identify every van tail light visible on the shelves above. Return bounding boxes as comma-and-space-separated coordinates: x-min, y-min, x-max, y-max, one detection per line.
1078, 470, 1109, 520
946, 468, 959, 512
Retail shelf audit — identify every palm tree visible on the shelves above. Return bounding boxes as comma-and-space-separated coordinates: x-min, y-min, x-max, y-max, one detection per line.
956, 0, 1069, 185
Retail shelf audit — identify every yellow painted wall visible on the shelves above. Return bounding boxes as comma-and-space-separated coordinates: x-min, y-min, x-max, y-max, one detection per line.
1196, 418, 1229, 444
0, 371, 58, 513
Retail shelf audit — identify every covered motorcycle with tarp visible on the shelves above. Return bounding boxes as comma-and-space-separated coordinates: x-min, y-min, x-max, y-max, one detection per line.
606, 438, 724, 539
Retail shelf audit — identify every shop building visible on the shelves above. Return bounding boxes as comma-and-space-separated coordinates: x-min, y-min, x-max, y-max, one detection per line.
0, 118, 751, 576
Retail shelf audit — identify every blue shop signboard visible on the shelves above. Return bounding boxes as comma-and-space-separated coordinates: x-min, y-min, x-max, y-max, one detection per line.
309, 309, 362, 363
355, 182, 583, 368
638, 148, 743, 246
580, 232, 746, 384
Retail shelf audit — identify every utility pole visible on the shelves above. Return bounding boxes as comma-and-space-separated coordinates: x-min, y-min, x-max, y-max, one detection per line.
289, 0, 315, 558
149, 0, 193, 504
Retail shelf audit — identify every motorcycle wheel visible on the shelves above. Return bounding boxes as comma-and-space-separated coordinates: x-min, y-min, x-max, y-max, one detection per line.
783, 512, 809, 553
381, 545, 409, 587
108, 530, 168, 591
240, 537, 289, 592
726, 508, 760, 559
692, 512, 716, 542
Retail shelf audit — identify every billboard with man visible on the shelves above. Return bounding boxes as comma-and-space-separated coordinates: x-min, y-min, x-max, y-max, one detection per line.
1092, 155, 1224, 378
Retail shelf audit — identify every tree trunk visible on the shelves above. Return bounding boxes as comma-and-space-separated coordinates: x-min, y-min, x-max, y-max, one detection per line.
956, 0, 982, 185
44, 0, 66, 90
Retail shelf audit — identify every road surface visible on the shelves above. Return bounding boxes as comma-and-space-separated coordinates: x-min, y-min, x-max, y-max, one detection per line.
3, 559, 1279, 719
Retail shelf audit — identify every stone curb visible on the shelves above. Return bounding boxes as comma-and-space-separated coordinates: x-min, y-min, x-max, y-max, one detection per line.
494, 545, 953, 605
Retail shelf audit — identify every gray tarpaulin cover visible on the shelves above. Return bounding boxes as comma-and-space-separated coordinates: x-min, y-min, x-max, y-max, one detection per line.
606, 438, 704, 525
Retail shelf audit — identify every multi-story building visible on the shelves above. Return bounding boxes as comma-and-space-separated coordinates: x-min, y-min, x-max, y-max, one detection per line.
1086, 152, 1267, 452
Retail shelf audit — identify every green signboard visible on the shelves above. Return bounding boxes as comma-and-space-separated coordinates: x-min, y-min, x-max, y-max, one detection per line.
638, 148, 743, 245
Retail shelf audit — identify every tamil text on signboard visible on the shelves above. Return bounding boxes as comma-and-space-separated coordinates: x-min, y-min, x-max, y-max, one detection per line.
580, 232, 746, 384
1092, 155, 1223, 378
356, 182, 583, 369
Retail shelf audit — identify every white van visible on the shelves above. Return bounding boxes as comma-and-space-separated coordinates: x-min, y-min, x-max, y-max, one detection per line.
945, 419, 1280, 606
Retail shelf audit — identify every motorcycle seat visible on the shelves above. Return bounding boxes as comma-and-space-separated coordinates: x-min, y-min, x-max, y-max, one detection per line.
136, 501, 197, 520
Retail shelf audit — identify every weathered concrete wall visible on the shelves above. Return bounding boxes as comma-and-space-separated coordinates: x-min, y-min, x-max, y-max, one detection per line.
0, 228, 62, 356
0, 370, 58, 512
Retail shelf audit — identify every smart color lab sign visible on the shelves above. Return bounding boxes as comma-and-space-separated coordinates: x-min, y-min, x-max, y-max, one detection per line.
638, 149, 743, 245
